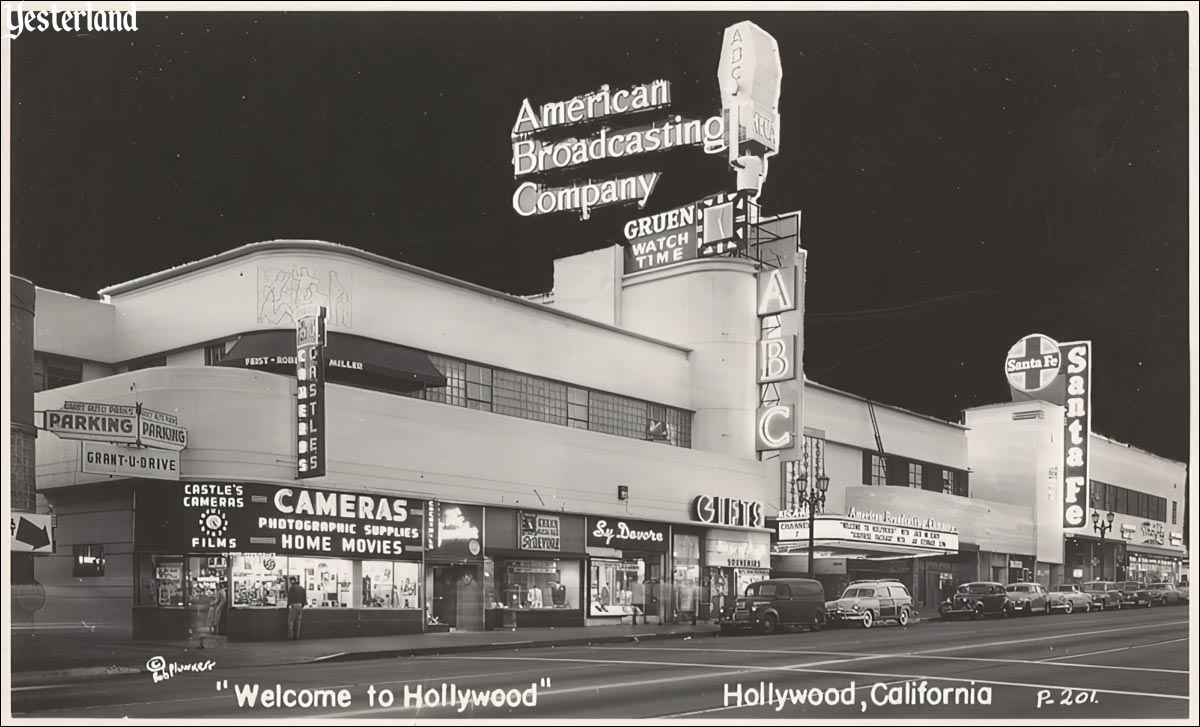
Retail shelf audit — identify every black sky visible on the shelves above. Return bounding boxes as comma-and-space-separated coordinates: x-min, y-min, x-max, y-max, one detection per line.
9, 10, 1192, 464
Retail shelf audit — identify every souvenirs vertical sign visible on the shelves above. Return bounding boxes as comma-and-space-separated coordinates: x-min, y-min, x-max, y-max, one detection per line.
296, 307, 327, 479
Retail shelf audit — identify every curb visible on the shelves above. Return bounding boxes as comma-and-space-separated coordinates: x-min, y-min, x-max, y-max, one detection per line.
11, 629, 719, 685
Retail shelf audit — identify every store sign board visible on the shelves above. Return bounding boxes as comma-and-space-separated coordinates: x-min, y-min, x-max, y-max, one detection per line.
623, 203, 699, 273
587, 517, 668, 551
43, 401, 190, 450
81, 441, 180, 481
692, 495, 765, 529
134, 482, 424, 559
705, 538, 770, 569
1005, 333, 1061, 393
776, 514, 958, 553
756, 262, 803, 454
138, 408, 187, 451
296, 308, 327, 479
1061, 341, 1091, 529
427, 502, 484, 559
520, 512, 561, 551
44, 402, 138, 444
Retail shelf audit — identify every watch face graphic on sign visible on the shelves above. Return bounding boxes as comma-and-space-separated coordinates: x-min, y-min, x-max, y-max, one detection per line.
468, 539, 482, 556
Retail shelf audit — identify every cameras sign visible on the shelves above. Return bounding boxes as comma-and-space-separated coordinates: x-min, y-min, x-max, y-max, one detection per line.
1005, 334, 1061, 392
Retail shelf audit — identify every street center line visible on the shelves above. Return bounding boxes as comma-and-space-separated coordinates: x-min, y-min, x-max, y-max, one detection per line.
1039, 637, 1190, 662
590, 645, 1188, 674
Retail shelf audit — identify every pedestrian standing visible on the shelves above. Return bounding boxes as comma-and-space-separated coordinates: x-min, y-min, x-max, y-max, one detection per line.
287, 576, 307, 639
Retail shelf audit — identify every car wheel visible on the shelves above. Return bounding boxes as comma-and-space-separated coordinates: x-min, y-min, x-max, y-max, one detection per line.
898, 608, 910, 627
1063, 601, 1073, 615
1145, 599, 1153, 608
1044, 603, 1052, 615
810, 612, 824, 633
1001, 603, 1013, 619
1024, 602, 1033, 616
1114, 599, 1121, 610
860, 609, 874, 629
759, 614, 778, 636
970, 604, 983, 621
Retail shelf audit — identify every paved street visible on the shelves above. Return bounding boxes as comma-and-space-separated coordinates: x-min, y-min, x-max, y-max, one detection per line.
9, 606, 1190, 719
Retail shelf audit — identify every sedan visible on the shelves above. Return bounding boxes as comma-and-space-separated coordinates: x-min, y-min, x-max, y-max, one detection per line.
1147, 582, 1184, 606
1047, 584, 1094, 614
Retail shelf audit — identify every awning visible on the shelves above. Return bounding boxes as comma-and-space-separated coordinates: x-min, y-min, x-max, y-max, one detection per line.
218, 330, 446, 390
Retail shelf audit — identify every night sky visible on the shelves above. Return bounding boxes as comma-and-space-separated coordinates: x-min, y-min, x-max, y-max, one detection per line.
9, 10, 1192, 465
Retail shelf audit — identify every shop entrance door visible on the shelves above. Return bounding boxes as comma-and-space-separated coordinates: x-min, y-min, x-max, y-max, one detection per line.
185, 556, 228, 640
432, 564, 484, 631
923, 571, 943, 613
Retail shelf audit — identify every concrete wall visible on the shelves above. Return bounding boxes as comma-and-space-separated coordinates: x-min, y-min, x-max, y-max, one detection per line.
844, 485, 1036, 556
620, 259, 759, 459
964, 401, 1188, 565
81, 244, 691, 410
34, 485, 134, 634
805, 383, 969, 469
35, 288, 116, 363
36, 367, 770, 525
550, 246, 623, 326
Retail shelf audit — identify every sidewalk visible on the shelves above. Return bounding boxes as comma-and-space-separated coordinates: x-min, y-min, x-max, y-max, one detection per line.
10, 621, 719, 685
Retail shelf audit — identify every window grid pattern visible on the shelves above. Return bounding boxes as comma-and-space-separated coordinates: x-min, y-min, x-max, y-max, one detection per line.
403, 355, 690, 448
1091, 480, 1167, 521
870, 454, 887, 486
590, 391, 649, 440
494, 370, 566, 424
908, 462, 922, 489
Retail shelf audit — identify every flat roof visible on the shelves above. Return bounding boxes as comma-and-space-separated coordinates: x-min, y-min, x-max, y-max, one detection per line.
96, 239, 691, 353
805, 378, 968, 431
964, 401, 1187, 468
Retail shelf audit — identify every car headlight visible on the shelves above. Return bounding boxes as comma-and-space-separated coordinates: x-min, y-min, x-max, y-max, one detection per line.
852, 603, 861, 611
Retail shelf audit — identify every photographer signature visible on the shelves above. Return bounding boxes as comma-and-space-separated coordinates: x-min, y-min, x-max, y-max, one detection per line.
146, 655, 217, 684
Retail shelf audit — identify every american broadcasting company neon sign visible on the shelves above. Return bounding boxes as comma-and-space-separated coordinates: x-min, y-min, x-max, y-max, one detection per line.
510, 80, 727, 220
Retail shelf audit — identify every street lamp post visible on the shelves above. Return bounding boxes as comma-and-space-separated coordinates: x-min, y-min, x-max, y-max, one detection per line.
801, 475, 830, 579
1092, 509, 1115, 579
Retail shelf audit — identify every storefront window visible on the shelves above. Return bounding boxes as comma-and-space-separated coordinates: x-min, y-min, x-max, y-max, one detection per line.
590, 558, 644, 616
230, 553, 287, 608
227, 553, 421, 609
136, 554, 186, 607
494, 559, 580, 610
362, 560, 421, 609
673, 533, 701, 618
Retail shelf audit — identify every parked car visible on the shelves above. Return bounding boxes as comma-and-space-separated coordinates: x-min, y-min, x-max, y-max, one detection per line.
1080, 581, 1122, 610
824, 579, 915, 628
1004, 582, 1051, 615
1176, 582, 1190, 603
719, 578, 826, 635
1146, 582, 1183, 606
939, 582, 1014, 620
1046, 584, 1094, 614
1118, 581, 1154, 608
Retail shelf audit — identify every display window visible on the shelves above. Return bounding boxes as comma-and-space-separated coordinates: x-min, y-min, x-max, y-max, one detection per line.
590, 558, 645, 616
218, 553, 422, 609
362, 560, 421, 609
136, 555, 187, 608
492, 559, 580, 610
